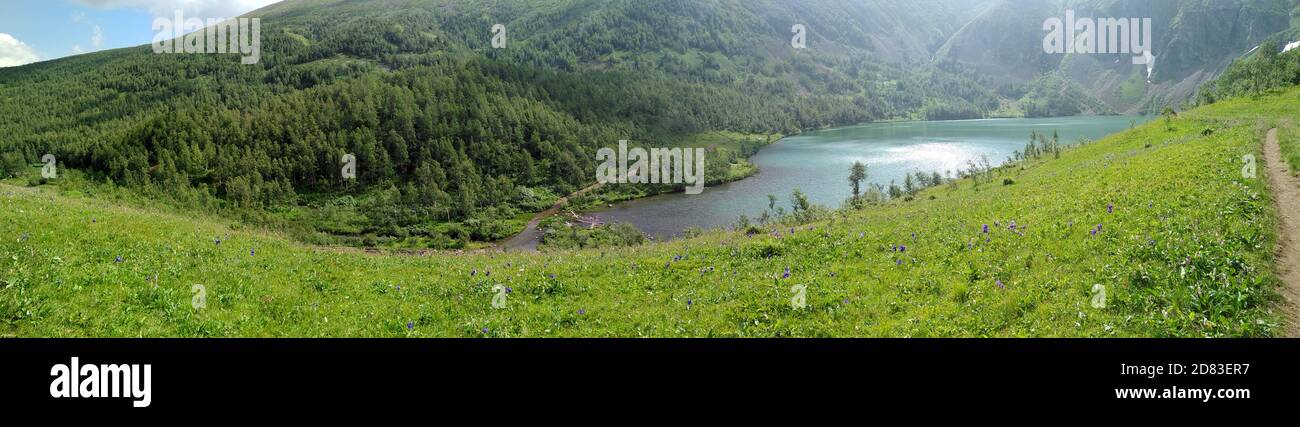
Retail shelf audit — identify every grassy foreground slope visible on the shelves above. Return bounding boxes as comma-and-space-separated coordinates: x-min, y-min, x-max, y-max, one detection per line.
2, 89, 1297, 337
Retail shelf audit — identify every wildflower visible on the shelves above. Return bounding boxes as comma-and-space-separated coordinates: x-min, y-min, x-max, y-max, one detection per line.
782, 267, 791, 279
482, 327, 489, 334
406, 322, 414, 330
548, 274, 556, 279
215, 238, 221, 245
471, 269, 477, 277
578, 309, 586, 315
982, 224, 989, 234
505, 287, 513, 294
250, 248, 255, 256
911, 232, 916, 239
896, 259, 903, 266
1008, 220, 1017, 230
996, 279, 1004, 289
115, 256, 123, 263
1107, 203, 1114, 214
899, 245, 906, 253
859, 232, 864, 238
485, 270, 491, 277
19, 232, 28, 242
687, 299, 693, 308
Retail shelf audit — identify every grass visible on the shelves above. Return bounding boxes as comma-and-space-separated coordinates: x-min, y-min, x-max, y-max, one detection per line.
2, 89, 1297, 337
1277, 117, 1300, 175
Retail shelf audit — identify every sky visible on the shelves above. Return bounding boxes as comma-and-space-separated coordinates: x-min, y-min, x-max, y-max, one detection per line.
0, 0, 282, 67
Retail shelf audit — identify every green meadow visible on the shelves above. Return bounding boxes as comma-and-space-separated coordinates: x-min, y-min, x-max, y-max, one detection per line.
2, 89, 1297, 337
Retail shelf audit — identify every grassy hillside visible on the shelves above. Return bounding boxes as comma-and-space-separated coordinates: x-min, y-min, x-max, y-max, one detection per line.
4, 88, 1296, 337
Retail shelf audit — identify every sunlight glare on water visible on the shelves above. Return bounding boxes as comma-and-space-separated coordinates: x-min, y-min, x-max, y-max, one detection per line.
590, 116, 1147, 238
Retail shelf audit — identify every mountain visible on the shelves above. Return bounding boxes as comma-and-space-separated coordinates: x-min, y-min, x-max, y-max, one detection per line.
935, 0, 1300, 114
1, 0, 1296, 249
0, 0, 1004, 249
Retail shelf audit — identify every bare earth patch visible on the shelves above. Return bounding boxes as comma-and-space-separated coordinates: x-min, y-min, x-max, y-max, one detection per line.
1263, 128, 1300, 337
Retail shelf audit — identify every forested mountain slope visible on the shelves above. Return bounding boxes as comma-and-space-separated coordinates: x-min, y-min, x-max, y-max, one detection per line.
936, 0, 1300, 114
0, 0, 1004, 248
2, 0, 1296, 249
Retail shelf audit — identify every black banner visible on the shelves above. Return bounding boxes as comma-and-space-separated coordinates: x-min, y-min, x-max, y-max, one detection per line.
0, 339, 1295, 414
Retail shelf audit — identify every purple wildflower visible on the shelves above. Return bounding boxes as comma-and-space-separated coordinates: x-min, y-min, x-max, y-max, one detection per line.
548, 274, 556, 279
1107, 203, 1114, 214
482, 327, 489, 334
215, 238, 221, 245
505, 287, 512, 294
982, 224, 989, 234
1008, 220, 1017, 230
250, 248, 255, 256
114, 256, 123, 263
896, 259, 903, 266
578, 309, 586, 315
995, 279, 1004, 289
782, 267, 791, 279
406, 322, 414, 330
687, 299, 693, 308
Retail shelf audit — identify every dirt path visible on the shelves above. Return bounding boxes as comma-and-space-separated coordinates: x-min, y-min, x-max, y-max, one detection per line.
1263, 128, 1300, 337
498, 181, 605, 251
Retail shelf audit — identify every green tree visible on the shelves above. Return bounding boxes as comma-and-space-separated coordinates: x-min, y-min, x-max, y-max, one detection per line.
848, 161, 867, 200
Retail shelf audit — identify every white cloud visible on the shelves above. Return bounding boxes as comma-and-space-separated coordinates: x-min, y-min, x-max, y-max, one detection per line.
73, 0, 283, 18
92, 25, 104, 48
0, 33, 41, 67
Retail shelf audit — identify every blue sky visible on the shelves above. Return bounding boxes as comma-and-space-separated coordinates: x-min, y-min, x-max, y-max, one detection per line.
0, 0, 281, 67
